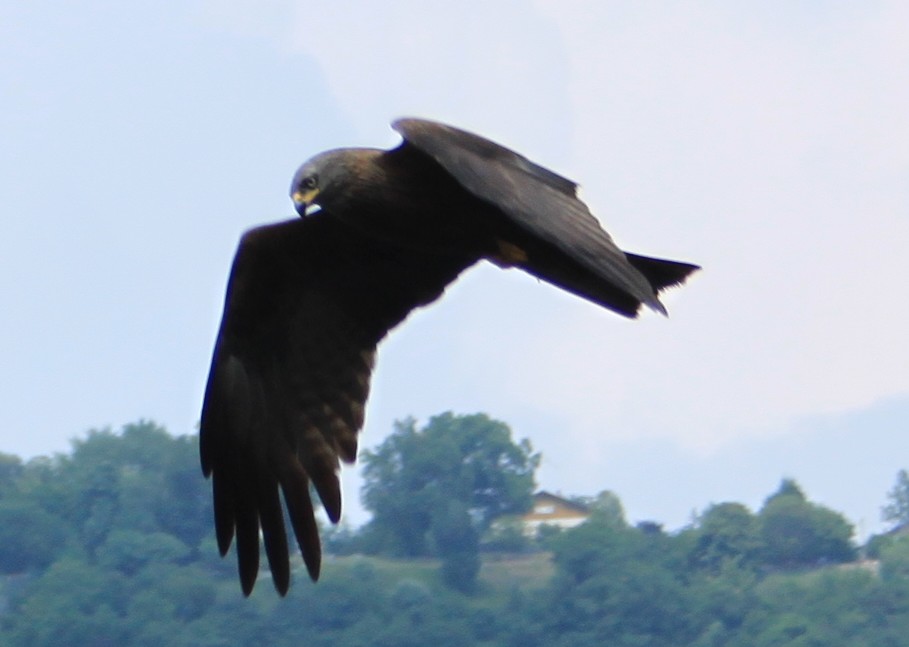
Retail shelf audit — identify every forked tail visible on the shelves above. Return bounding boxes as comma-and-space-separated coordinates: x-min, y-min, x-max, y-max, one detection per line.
625, 253, 700, 293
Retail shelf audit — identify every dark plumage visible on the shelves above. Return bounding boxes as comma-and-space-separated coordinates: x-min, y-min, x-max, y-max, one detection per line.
200, 118, 699, 596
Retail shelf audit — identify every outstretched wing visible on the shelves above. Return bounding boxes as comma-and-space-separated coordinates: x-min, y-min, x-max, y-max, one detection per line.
200, 213, 478, 595
392, 118, 696, 316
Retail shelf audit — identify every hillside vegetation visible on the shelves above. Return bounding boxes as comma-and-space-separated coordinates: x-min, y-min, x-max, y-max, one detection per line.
1, 419, 907, 647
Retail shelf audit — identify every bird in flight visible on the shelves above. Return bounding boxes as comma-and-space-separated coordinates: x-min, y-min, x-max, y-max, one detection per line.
200, 118, 699, 595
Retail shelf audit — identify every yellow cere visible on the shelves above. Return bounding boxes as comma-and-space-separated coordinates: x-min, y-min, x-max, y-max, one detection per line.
292, 188, 320, 206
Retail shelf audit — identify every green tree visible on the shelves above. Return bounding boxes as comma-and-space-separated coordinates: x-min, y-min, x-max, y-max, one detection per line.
96, 529, 190, 576
766, 478, 805, 501
431, 500, 480, 592
758, 479, 856, 569
5, 557, 129, 646
736, 569, 883, 647
23, 421, 212, 557
0, 500, 69, 573
0, 452, 23, 497
690, 502, 761, 573
360, 412, 539, 557
481, 515, 532, 553
543, 517, 699, 645
566, 490, 625, 528
879, 537, 909, 584
587, 490, 625, 526
687, 561, 759, 642
882, 469, 909, 529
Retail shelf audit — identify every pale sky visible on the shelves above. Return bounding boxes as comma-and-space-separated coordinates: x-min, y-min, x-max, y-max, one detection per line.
2, 1, 907, 536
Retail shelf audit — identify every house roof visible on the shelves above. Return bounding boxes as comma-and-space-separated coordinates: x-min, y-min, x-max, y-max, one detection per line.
533, 491, 590, 514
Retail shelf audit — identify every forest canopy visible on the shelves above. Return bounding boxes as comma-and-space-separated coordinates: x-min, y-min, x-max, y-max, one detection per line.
0, 418, 907, 647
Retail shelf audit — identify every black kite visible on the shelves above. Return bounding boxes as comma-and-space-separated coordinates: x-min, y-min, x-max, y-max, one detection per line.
200, 118, 699, 595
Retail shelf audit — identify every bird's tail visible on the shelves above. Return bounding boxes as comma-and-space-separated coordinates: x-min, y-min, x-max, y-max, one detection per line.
625, 253, 700, 293
512, 245, 699, 318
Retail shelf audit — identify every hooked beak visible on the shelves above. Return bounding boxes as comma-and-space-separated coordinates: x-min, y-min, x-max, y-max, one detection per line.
291, 188, 320, 217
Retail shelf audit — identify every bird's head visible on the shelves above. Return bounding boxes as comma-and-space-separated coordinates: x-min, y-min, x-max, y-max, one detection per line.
290, 149, 366, 217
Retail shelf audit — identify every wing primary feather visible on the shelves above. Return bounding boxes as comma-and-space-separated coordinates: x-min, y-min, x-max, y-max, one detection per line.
257, 475, 291, 596
295, 425, 343, 523
279, 463, 322, 581
313, 474, 342, 524
212, 472, 236, 556
234, 461, 261, 596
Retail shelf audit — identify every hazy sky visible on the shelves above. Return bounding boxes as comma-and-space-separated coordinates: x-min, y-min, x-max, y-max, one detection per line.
2, 1, 907, 535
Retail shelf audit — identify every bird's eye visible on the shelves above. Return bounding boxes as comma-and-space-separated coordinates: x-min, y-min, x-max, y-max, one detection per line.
302, 175, 318, 190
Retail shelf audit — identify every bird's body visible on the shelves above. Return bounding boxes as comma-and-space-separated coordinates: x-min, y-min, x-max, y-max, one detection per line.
299, 147, 494, 252
201, 118, 699, 596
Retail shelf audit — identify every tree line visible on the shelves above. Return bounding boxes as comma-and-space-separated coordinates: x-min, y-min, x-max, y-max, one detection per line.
0, 416, 907, 646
